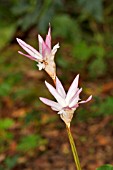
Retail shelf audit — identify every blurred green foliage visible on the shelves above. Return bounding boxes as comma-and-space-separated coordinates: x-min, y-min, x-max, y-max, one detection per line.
4, 155, 19, 170
0, 118, 14, 152
0, 155, 19, 170
0, 118, 14, 129
0, 0, 113, 79
92, 97, 113, 116
96, 164, 113, 170
17, 134, 48, 152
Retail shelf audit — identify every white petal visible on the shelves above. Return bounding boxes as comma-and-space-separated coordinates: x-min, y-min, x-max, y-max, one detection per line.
45, 81, 66, 107
51, 106, 61, 111
17, 38, 42, 60
58, 109, 66, 115
66, 74, 79, 104
39, 97, 62, 111
38, 35, 44, 54
79, 95, 92, 104
37, 62, 45, 70
69, 88, 82, 108
56, 76, 66, 98
52, 43, 60, 55
18, 51, 37, 61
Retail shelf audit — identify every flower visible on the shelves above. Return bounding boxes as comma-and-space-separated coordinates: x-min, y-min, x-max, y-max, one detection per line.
39, 74, 92, 127
16, 25, 59, 80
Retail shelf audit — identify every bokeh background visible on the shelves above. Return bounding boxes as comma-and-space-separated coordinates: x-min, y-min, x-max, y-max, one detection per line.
0, 0, 113, 170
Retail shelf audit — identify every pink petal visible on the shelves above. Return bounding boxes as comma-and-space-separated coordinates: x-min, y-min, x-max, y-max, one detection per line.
18, 51, 37, 61
66, 74, 79, 104
71, 103, 79, 109
45, 81, 66, 107
45, 26, 51, 49
79, 95, 92, 104
16, 38, 42, 60
42, 42, 51, 58
56, 76, 66, 98
69, 88, 82, 108
69, 88, 82, 103
39, 97, 62, 111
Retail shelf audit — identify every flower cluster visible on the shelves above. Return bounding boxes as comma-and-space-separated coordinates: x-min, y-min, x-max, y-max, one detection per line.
17, 26, 59, 80
17, 25, 92, 127
40, 75, 92, 127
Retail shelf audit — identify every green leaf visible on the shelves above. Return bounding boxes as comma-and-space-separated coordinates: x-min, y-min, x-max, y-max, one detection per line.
57, 56, 69, 68
89, 58, 107, 78
52, 14, 81, 42
0, 119, 14, 130
0, 24, 16, 50
0, 82, 12, 96
17, 134, 47, 152
11, 1, 30, 15
5, 155, 19, 169
73, 41, 92, 61
96, 164, 113, 170
97, 97, 113, 116
91, 45, 105, 58
77, 0, 103, 22
0, 72, 22, 97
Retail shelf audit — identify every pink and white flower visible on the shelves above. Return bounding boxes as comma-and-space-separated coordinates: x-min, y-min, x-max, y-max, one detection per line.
16, 25, 59, 80
39, 74, 92, 127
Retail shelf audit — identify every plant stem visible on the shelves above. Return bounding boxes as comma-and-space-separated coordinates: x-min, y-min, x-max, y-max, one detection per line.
66, 125, 82, 170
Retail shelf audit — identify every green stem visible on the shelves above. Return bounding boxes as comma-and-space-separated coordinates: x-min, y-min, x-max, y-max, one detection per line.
66, 126, 82, 170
